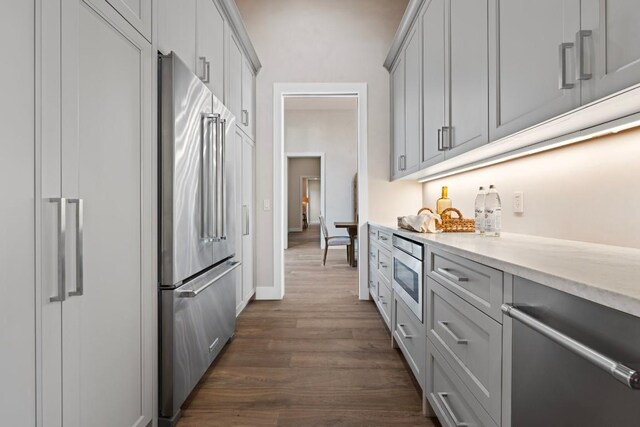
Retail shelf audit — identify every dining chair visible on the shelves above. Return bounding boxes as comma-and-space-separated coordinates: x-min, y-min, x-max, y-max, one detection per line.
319, 216, 351, 266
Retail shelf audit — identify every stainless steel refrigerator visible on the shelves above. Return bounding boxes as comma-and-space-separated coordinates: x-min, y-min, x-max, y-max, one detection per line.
158, 52, 239, 426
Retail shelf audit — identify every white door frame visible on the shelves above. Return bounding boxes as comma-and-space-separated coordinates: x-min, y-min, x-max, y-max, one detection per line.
283, 153, 325, 247
271, 82, 369, 300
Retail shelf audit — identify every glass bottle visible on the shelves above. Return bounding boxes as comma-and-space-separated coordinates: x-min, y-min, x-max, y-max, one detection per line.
436, 186, 452, 219
474, 186, 486, 234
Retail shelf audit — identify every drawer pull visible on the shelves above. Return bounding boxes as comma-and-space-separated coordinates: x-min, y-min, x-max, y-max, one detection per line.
379, 295, 387, 305
436, 392, 469, 427
379, 235, 389, 241
379, 262, 388, 268
438, 321, 468, 344
398, 323, 414, 339
437, 267, 469, 283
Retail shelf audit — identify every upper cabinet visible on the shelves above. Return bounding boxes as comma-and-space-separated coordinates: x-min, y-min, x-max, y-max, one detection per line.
106, 0, 151, 40
490, 0, 581, 141
196, 0, 226, 101
386, 0, 640, 181
421, 0, 445, 168
241, 57, 256, 140
447, 0, 489, 158
581, 0, 640, 103
158, 0, 261, 137
391, 56, 405, 179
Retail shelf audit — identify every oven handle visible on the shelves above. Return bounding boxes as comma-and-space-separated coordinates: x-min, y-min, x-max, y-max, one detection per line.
502, 304, 640, 390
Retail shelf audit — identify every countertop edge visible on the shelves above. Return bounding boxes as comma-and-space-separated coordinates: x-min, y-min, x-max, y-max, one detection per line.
369, 222, 640, 318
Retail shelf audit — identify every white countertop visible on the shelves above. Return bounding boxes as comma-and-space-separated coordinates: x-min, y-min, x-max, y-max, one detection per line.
369, 222, 640, 318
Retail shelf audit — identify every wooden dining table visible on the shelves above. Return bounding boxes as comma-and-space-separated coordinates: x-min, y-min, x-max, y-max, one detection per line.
334, 221, 358, 267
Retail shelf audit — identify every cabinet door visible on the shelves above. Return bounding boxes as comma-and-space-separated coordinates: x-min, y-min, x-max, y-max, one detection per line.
228, 34, 243, 122
582, 0, 640, 103
446, 0, 489, 158
242, 135, 256, 301
391, 57, 405, 179
241, 57, 256, 139
59, 1, 153, 426
404, 22, 421, 174
1, 0, 36, 425
421, 0, 446, 168
105, 0, 151, 39
196, 0, 225, 101
235, 128, 244, 314
490, 0, 581, 142
157, 0, 196, 71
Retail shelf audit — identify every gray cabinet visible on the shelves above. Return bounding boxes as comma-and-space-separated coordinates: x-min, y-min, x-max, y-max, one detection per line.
391, 56, 405, 178
421, 0, 446, 168
446, 0, 489, 158
236, 129, 256, 316
196, 0, 226, 101
228, 33, 243, 122
489, 0, 581, 142
404, 23, 422, 174
393, 295, 426, 389
582, 0, 640, 103
241, 57, 256, 140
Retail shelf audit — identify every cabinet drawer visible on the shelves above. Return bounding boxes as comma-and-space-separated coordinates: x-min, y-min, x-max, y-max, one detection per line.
427, 278, 502, 422
428, 247, 503, 321
377, 277, 392, 328
369, 227, 377, 243
369, 262, 378, 302
394, 296, 425, 389
377, 247, 392, 283
427, 343, 498, 427
377, 230, 392, 249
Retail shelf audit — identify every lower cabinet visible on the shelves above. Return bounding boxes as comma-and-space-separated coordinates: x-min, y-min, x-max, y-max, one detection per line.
393, 295, 426, 389
427, 344, 499, 427
376, 277, 392, 328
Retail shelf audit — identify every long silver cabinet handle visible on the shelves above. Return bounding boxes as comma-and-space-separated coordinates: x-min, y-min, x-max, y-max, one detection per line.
178, 261, 241, 298
242, 109, 249, 126
437, 267, 468, 282
437, 128, 443, 151
558, 42, 575, 89
49, 198, 66, 302
502, 304, 640, 390
398, 323, 413, 339
438, 321, 468, 344
436, 392, 469, 427
441, 126, 452, 149
199, 56, 210, 83
575, 30, 592, 81
67, 199, 84, 297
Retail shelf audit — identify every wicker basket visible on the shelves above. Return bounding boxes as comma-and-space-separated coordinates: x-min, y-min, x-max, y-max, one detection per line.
417, 207, 475, 233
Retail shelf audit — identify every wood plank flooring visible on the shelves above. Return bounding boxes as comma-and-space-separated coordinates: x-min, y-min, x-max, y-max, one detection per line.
178, 225, 438, 426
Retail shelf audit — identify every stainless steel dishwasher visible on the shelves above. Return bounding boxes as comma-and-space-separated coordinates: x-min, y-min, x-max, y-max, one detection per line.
503, 277, 640, 426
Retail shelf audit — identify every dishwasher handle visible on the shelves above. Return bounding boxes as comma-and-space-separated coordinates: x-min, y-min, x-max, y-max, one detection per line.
502, 304, 640, 390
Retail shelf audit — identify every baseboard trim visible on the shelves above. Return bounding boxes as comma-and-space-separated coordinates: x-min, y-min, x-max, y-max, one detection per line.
256, 286, 284, 300
235, 289, 257, 316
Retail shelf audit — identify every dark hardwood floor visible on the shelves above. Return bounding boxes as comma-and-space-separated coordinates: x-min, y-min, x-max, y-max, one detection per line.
177, 225, 438, 426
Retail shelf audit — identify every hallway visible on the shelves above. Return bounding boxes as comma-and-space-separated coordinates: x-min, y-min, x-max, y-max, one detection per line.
177, 226, 436, 426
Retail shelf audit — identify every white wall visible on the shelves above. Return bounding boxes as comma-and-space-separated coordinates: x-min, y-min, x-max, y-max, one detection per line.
287, 157, 320, 231
285, 107, 357, 238
423, 127, 640, 249
236, 0, 422, 291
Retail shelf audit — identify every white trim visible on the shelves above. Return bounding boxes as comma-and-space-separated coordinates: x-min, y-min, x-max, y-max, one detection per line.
384, 0, 425, 70
269, 82, 369, 302
284, 152, 325, 249
235, 288, 256, 317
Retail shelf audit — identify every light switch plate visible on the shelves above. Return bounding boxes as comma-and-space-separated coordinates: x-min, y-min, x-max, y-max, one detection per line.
514, 191, 524, 214
263, 199, 272, 211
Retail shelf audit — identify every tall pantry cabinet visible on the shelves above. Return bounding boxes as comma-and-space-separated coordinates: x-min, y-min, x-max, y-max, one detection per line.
39, 0, 154, 426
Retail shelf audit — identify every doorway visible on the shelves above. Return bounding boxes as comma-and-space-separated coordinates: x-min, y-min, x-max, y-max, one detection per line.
271, 83, 368, 300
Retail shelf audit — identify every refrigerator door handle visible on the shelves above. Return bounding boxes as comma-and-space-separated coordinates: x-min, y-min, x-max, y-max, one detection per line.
201, 113, 218, 241
217, 118, 227, 240
67, 198, 84, 297
49, 197, 66, 302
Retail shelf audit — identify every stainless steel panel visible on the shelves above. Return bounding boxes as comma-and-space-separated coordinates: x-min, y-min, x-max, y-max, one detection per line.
159, 52, 214, 287
393, 245, 423, 322
159, 260, 237, 419
511, 277, 640, 426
